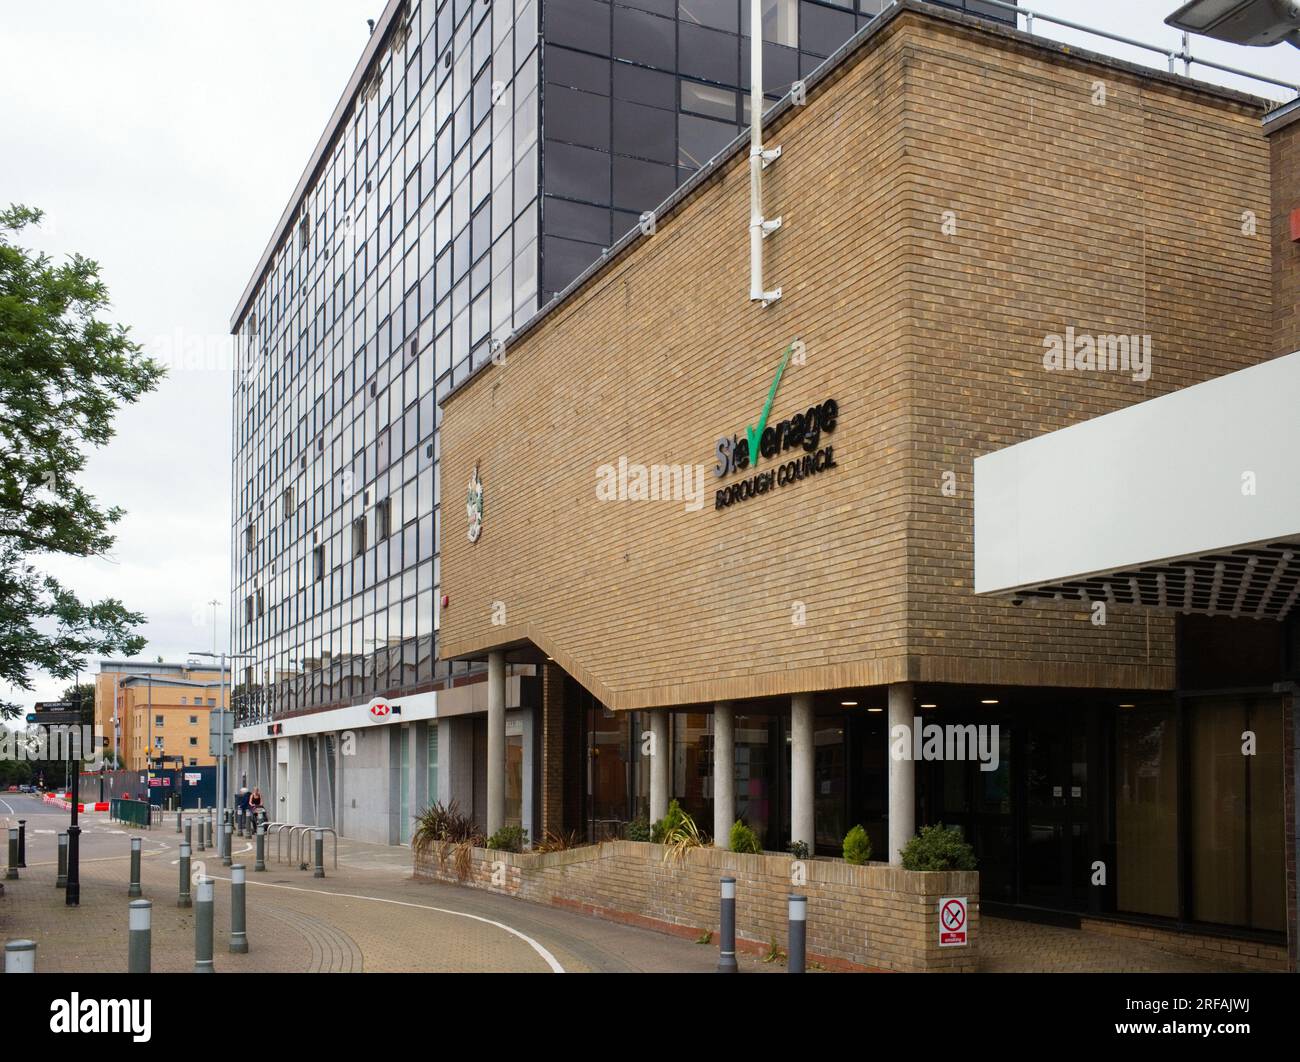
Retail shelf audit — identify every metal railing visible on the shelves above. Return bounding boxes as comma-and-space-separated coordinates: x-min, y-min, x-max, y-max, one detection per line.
977, 0, 1300, 97
290, 827, 338, 870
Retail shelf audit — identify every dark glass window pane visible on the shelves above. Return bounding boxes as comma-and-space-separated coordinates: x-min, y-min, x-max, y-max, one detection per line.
546, 46, 611, 95
678, 112, 737, 170
799, 1, 855, 57
681, 80, 737, 122
620, 0, 676, 15
742, 41, 800, 93
544, 196, 611, 245
612, 8, 676, 70
545, 0, 612, 54
613, 61, 676, 109
543, 235, 604, 294
546, 85, 611, 151
679, 23, 740, 86
679, 0, 739, 33
612, 155, 676, 212
543, 140, 612, 205
612, 99, 676, 164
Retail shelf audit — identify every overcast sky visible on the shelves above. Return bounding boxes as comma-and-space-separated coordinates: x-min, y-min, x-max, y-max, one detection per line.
1, 0, 1296, 712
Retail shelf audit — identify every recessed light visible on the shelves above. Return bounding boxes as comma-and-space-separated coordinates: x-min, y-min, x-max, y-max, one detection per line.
841, 700, 858, 707
867, 707, 883, 713
920, 703, 937, 709
1118, 703, 1135, 709
981, 699, 999, 705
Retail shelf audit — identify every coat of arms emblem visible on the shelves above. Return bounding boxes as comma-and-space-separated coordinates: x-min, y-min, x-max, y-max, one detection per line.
466, 464, 483, 543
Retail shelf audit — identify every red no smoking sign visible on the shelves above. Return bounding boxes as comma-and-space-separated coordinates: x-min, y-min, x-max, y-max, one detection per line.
939, 897, 968, 947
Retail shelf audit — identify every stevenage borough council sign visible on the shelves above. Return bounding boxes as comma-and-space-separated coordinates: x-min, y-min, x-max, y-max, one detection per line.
712, 341, 840, 511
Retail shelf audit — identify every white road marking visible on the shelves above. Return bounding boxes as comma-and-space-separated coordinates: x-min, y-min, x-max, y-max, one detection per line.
206, 875, 566, 973
0, 798, 14, 815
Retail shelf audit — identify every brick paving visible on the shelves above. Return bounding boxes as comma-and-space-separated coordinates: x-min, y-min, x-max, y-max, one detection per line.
978, 916, 1258, 973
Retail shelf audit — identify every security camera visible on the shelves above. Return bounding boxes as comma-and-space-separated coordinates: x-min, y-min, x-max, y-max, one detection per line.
1166, 0, 1300, 48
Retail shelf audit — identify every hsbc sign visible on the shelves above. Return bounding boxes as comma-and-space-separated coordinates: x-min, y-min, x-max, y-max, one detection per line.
367, 698, 401, 720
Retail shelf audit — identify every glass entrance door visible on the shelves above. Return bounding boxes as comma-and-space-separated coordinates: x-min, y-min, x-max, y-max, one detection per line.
1021, 713, 1091, 910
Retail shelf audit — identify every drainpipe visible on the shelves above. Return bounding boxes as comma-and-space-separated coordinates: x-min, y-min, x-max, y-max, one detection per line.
748, 0, 782, 306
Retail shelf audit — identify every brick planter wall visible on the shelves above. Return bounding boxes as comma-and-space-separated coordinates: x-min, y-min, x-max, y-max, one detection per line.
413, 840, 978, 972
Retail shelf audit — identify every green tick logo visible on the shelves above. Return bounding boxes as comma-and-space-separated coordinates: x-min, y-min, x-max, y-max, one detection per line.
714, 340, 798, 480
744, 342, 793, 470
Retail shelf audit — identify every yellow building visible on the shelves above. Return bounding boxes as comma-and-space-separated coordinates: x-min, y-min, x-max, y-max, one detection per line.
93, 661, 225, 770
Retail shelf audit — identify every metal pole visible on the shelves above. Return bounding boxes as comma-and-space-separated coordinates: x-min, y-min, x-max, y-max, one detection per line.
255, 822, 266, 872
718, 876, 738, 973
128, 836, 142, 898
184, 817, 192, 848
230, 864, 248, 953
194, 876, 214, 973
222, 822, 233, 867
4, 940, 36, 973
176, 808, 182, 834
5, 829, 17, 879
313, 829, 325, 878
17, 819, 26, 868
128, 899, 152, 973
66, 746, 80, 905
788, 894, 807, 974
196, 812, 206, 852
56, 832, 68, 888
178, 842, 192, 908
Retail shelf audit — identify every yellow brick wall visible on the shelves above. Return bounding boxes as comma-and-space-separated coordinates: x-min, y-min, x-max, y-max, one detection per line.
439, 10, 1274, 710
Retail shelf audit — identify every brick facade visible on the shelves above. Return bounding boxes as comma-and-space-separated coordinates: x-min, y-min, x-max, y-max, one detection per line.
414, 839, 980, 972
1271, 108, 1300, 356
439, 6, 1274, 710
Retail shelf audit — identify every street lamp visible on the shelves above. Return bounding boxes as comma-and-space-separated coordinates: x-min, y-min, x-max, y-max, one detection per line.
1166, 0, 1300, 46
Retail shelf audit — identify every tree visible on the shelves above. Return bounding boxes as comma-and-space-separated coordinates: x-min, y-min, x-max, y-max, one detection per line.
0, 205, 165, 720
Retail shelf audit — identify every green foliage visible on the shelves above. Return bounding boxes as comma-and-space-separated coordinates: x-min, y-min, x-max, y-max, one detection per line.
624, 816, 651, 842
899, 823, 978, 871
411, 800, 481, 855
650, 798, 687, 844
787, 839, 810, 861
842, 824, 872, 865
729, 819, 761, 854
486, 825, 527, 853
0, 205, 165, 719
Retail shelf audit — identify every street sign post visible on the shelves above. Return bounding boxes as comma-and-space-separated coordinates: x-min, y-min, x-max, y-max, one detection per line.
26, 711, 81, 726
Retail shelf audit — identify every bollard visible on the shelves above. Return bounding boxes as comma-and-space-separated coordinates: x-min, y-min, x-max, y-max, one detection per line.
230, 864, 248, 953
56, 832, 68, 889
255, 823, 266, 872
222, 822, 233, 867
717, 876, 738, 973
128, 837, 142, 898
313, 829, 325, 878
4, 940, 36, 973
787, 894, 807, 974
176, 809, 182, 834
204, 814, 213, 850
184, 818, 192, 847
17, 819, 26, 867
194, 876, 214, 973
128, 899, 152, 973
6, 828, 17, 880
178, 842, 192, 908
196, 815, 206, 853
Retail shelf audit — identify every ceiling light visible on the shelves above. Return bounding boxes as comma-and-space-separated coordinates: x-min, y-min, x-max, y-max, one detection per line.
867, 707, 883, 713
981, 699, 999, 705
920, 703, 937, 709
841, 700, 858, 707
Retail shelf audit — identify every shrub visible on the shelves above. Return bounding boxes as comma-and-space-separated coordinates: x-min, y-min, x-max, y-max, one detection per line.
787, 839, 810, 861
412, 800, 481, 856
899, 823, 977, 871
624, 817, 651, 842
650, 798, 688, 844
842, 824, 872, 865
486, 825, 527, 853
534, 828, 584, 853
729, 819, 761, 854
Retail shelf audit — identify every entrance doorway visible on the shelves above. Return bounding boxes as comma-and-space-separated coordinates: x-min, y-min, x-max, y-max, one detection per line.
1021, 712, 1093, 911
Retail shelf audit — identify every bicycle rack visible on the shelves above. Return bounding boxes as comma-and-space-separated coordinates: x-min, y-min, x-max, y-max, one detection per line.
290, 826, 338, 870
269, 822, 304, 863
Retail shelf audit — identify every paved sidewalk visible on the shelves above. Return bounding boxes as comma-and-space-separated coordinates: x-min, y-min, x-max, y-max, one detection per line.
1, 805, 775, 973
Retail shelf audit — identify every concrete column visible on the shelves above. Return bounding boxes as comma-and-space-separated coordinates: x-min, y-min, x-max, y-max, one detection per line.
486, 650, 506, 837
713, 703, 735, 849
887, 682, 916, 866
649, 712, 669, 824
790, 694, 814, 854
